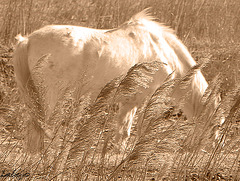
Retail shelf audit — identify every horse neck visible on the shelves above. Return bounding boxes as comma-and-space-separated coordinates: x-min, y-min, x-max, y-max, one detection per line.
168, 70, 208, 122
162, 32, 208, 120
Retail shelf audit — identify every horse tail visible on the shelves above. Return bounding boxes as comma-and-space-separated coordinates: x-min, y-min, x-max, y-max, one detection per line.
13, 35, 44, 153
13, 35, 30, 94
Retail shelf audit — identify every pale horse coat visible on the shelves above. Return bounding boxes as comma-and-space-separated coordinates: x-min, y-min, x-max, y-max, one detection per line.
13, 9, 213, 153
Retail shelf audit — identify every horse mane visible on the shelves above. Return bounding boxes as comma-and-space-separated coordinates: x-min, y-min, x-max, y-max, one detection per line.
102, 9, 208, 117
100, 9, 192, 76
125, 8, 174, 33
127, 8, 156, 25
82, 8, 208, 113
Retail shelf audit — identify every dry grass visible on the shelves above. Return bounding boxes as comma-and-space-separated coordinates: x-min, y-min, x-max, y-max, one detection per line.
0, 0, 239, 180
0, 0, 240, 45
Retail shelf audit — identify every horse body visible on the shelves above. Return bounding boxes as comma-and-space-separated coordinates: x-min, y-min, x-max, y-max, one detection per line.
13, 9, 209, 153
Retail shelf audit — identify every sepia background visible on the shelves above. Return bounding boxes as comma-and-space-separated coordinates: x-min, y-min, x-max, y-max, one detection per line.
0, 0, 239, 180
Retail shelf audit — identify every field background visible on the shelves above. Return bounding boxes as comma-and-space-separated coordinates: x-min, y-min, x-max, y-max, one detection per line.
0, 0, 239, 180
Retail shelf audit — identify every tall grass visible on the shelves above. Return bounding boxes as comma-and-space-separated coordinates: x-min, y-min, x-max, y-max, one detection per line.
0, 0, 240, 45
0, 0, 239, 180
0, 57, 239, 180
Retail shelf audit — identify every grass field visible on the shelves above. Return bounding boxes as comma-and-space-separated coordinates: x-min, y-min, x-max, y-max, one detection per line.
0, 0, 239, 180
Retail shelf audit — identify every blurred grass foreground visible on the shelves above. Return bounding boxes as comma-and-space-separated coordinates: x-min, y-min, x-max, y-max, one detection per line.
0, 0, 239, 180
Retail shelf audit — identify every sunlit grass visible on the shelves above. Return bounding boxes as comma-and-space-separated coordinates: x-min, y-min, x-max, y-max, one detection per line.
0, 0, 239, 180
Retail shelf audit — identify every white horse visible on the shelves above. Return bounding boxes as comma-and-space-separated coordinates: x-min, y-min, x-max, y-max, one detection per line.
13, 9, 217, 153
